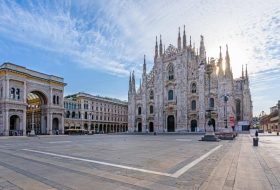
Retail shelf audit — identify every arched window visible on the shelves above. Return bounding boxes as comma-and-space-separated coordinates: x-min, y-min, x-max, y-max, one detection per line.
66, 111, 70, 118
191, 83, 196, 93
138, 107, 141, 115
85, 112, 88, 119
53, 95, 56, 104
16, 88, 20, 100
149, 90, 154, 100
150, 105, 154, 114
191, 100, 196, 110
168, 63, 174, 80
210, 98, 214, 108
168, 90, 174, 100
72, 111, 75, 118
56, 96, 59, 105
10, 88, 15, 99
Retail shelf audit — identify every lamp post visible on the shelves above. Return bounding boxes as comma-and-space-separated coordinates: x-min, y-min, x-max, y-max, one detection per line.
28, 104, 38, 136
223, 94, 229, 128
202, 62, 220, 141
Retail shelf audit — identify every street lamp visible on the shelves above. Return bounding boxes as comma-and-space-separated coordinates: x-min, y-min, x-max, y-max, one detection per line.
202, 61, 220, 141
28, 104, 38, 136
223, 94, 229, 128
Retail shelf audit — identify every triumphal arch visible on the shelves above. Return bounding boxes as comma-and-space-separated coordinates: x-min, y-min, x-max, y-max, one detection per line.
0, 63, 66, 136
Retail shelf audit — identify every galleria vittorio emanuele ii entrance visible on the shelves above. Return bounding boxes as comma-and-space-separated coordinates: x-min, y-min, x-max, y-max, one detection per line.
0, 63, 65, 136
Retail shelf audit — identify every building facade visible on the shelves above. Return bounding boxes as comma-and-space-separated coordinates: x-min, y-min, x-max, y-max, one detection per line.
64, 92, 128, 133
259, 101, 280, 132
128, 27, 253, 133
0, 63, 65, 136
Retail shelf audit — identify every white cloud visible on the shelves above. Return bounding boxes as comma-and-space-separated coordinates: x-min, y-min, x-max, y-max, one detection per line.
0, 0, 279, 114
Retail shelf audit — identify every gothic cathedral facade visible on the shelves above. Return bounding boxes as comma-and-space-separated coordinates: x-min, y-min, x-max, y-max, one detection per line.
128, 27, 252, 133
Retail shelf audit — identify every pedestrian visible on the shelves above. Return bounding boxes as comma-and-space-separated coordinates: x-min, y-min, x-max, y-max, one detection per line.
255, 130, 258, 137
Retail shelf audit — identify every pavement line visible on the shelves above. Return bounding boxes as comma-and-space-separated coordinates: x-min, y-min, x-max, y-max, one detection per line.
22, 145, 222, 178
171, 145, 223, 178
21, 149, 172, 177
48, 141, 72, 144
175, 139, 192, 142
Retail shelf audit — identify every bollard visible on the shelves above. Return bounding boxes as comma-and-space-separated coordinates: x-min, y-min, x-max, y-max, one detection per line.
253, 137, 258, 146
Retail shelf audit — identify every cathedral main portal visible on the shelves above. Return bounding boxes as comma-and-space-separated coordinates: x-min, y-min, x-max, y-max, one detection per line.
167, 115, 175, 132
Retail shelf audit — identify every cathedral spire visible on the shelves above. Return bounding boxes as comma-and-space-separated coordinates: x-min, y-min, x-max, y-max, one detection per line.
183, 25, 186, 49
177, 27, 181, 50
218, 46, 223, 75
129, 71, 132, 92
154, 36, 158, 60
189, 36, 192, 48
143, 54, 146, 75
242, 65, 244, 79
245, 64, 248, 79
159, 35, 163, 56
219, 46, 222, 60
199, 35, 205, 59
132, 70, 136, 93
225, 44, 231, 75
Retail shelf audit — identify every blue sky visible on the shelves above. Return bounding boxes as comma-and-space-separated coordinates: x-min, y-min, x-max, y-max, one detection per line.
0, 0, 279, 116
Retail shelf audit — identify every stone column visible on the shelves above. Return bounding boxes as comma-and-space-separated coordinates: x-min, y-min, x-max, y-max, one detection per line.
4, 109, 9, 136
23, 81, 27, 103
61, 114, 64, 134
47, 112, 53, 135
22, 110, 26, 136
5, 78, 9, 100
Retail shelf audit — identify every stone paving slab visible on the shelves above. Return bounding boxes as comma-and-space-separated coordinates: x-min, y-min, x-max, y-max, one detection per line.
0, 135, 279, 189
200, 135, 280, 190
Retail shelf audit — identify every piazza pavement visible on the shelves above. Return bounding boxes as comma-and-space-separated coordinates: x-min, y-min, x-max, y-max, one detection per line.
0, 133, 279, 190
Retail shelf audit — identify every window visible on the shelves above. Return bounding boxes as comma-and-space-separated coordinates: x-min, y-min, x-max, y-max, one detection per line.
16, 88, 20, 100
149, 90, 154, 100
53, 95, 56, 104
10, 88, 15, 99
168, 90, 174, 100
191, 100, 196, 110
210, 98, 214, 108
72, 112, 75, 118
56, 96, 59, 105
138, 107, 141, 115
66, 111, 70, 118
78, 112, 81, 118
150, 105, 154, 114
85, 112, 88, 119
168, 63, 174, 80
191, 83, 196, 93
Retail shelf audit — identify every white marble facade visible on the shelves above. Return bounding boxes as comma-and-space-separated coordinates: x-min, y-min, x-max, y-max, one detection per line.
0, 63, 65, 136
128, 27, 253, 133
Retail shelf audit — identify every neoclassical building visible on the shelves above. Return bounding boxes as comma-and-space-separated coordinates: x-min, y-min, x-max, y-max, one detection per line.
128, 27, 253, 133
64, 92, 128, 133
0, 63, 66, 136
